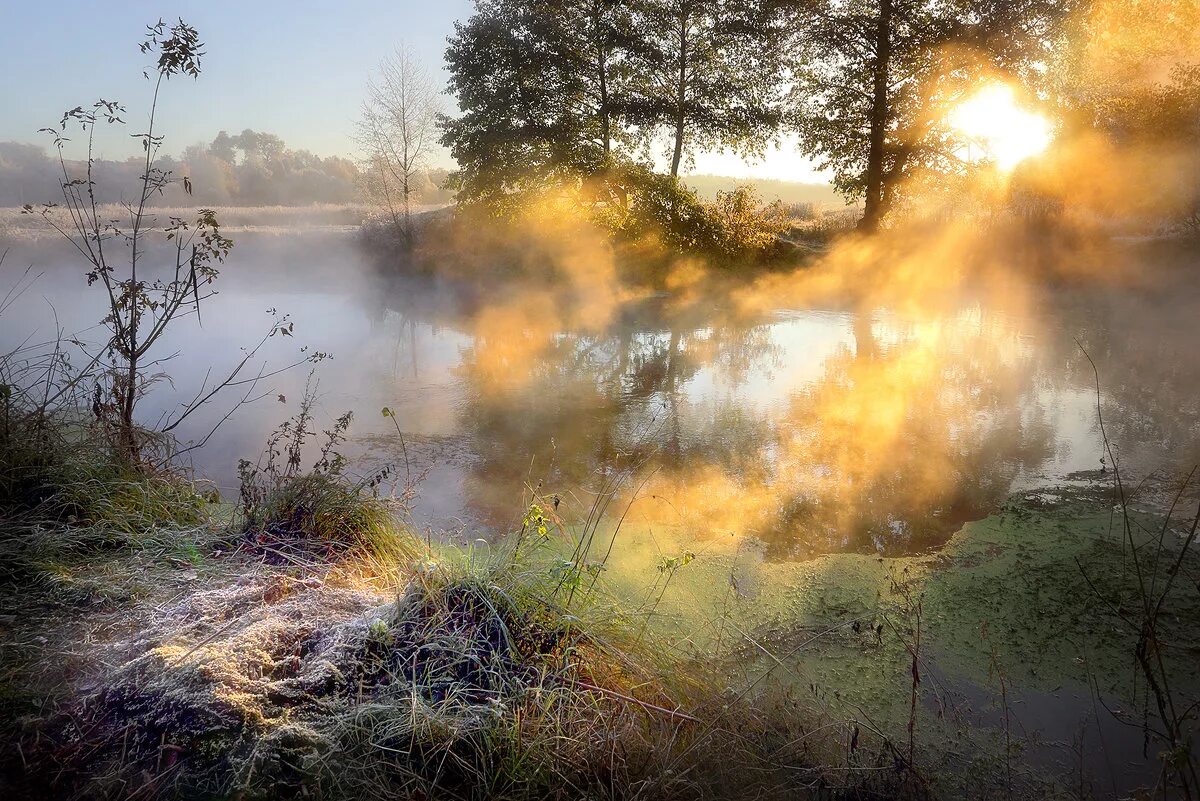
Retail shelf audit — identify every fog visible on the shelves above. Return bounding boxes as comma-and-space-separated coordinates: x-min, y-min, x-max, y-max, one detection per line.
4, 3, 1200, 797
5, 215, 1196, 559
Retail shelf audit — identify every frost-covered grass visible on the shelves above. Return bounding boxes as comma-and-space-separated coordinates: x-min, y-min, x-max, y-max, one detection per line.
0, 514, 825, 800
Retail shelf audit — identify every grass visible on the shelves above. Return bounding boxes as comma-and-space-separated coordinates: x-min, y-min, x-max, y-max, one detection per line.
233, 469, 409, 563
0, 400, 896, 800
2, 501, 818, 800
0, 409, 211, 542
9, 393, 1192, 799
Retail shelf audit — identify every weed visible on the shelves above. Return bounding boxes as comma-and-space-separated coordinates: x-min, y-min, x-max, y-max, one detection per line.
233, 380, 408, 561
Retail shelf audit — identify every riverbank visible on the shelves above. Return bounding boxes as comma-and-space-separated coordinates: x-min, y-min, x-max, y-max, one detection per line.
2, 439, 1197, 799
0, 431, 822, 799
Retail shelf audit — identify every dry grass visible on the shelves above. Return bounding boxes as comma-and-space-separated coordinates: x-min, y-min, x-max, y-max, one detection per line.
4, 526, 840, 801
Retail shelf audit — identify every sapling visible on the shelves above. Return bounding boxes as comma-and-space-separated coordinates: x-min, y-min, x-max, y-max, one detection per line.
26, 19, 227, 465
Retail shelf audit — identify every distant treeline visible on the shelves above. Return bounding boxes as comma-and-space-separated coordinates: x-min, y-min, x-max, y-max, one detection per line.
0, 131, 454, 208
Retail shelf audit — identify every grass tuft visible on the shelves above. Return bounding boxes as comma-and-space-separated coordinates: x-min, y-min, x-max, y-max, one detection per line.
1, 410, 209, 541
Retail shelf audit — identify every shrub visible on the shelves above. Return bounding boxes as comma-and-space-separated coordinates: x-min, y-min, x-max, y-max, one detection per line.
702, 185, 791, 262
234, 384, 406, 560
591, 162, 789, 264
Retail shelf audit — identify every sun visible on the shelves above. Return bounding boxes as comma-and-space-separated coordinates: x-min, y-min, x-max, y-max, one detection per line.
947, 83, 1053, 171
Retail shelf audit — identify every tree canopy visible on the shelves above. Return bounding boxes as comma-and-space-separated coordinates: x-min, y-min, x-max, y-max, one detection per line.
439, 0, 797, 211
789, 0, 1071, 231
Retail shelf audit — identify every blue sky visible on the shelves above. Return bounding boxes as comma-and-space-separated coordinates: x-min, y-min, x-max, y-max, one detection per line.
1, 1, 471, 163
1, 0, 826, 180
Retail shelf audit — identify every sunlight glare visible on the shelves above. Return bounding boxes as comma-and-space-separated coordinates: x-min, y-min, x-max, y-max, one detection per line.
948, 83, 1053, 171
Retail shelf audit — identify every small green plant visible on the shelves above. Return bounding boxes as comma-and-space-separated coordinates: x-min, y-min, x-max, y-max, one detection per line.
236, 379, 404, 559
515, 502, 552, 553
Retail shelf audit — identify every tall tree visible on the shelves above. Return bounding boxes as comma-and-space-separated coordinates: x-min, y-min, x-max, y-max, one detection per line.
357, 46, 440, 247
554, 0, 637, 160
791, 0, 1069, 231
625, 0, 794, 177
441, 0, 634, 210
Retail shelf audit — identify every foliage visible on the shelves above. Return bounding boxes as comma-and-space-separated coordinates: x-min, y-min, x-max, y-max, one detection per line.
622, 0, 795, 176
593, 162, 790, 262
703, 185, 791, 259
0, 132, 451, 209
1055, 0, 1200, 231
235, 383, 403, 559
789, 0, 1071, 230
0, 254, 208, 537
439, 0, 796, 212
591, 159, 713, 245
195, 129, 367, 205
440, 0, 610, 213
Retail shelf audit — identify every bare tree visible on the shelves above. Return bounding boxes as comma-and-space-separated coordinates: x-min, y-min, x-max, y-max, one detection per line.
356, 46, 439, 249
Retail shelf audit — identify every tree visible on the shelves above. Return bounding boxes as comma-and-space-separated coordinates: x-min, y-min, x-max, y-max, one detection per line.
790, 0, 1069, 231
209, 130, 238, 162
1053, 0, 1200, 230
357, 46, 439, 247
624, 0, 794, 177
232, 129, 286, 163
441, 0, 635, 211
24, 20, 232, 464
540, 0, 637, 162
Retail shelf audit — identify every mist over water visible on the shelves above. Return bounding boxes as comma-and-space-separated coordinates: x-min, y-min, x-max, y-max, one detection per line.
5, 229, 1196, 559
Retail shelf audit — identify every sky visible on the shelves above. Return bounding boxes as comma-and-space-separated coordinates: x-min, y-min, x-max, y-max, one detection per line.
0, 0, 828, 182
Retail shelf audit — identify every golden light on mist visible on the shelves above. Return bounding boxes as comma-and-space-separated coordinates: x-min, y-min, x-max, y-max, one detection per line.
948, 83, 1053, 171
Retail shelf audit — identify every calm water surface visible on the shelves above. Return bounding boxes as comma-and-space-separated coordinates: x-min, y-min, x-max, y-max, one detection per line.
4, 232, 1198, 557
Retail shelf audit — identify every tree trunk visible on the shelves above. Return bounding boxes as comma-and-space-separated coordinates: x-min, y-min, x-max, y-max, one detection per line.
861, 0, 892, 233
594, 0, 611, 158
402, 174, 413, 253
669, 12, 688, 177
122, 351, 139, 464
599, 60, 611, 158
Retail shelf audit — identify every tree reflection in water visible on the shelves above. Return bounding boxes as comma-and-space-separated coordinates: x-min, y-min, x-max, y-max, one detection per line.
371, 248, 1199, 561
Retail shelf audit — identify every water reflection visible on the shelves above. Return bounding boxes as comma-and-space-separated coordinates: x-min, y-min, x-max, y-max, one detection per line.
368, 245, 1200, 559
5, 233, 1197, 559
437, 295, 1065, 558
